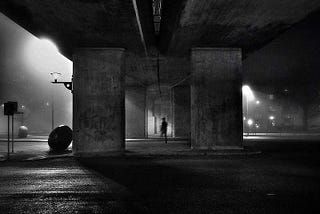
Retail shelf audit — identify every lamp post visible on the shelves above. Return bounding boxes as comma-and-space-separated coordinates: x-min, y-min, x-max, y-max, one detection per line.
50, 72, 61, 130
50, 72, 73, 130
50, 72, 73, 92
242, 85, 254, 135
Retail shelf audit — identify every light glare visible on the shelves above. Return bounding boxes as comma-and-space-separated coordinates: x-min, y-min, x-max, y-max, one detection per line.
39, 38, 58, 52
242, 85, 255, 101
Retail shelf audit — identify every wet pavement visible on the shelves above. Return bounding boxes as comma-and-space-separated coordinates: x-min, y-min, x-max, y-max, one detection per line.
0, 138, 320, 213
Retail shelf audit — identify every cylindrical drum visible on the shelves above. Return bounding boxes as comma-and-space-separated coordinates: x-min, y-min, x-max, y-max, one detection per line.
48, 125, 72, 151
18, 126, 28, 138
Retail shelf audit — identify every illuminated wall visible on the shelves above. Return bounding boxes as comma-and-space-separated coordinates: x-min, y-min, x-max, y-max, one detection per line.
146, 85, 173, 137
125, 87, 146, 138
173, 85, 190, 137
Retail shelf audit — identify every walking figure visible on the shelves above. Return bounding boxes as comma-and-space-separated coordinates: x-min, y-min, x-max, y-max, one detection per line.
160, 117, 168, 144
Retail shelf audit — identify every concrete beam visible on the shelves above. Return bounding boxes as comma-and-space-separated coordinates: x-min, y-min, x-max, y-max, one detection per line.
160, 0, 320, 56
0, 0, 155, 58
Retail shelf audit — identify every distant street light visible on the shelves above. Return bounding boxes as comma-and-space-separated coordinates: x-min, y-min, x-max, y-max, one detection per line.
269, 115, 275, 120
242, 85, 254, 101
242, 85, 255, 135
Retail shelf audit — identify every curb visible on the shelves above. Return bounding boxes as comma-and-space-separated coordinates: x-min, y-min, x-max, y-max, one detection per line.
1, 150, 261, 162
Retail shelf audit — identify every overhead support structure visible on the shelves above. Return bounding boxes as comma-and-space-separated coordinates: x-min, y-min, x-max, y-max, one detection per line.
73, 48, 125, 157
191, 48, 243, 150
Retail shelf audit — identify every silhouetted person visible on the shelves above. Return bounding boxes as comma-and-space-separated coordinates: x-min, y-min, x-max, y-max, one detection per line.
160, 117, 168, 144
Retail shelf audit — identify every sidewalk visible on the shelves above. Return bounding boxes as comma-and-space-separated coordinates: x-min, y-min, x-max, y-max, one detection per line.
2, 133, 320, 162
1, 139, 261, 162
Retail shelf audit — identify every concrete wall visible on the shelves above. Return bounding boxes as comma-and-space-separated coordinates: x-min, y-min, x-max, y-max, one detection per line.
73, 48, 125, 155
173, 85, 190, 138
125, 85, 190, 139
146, 85, 173, 137
125, 87, 146, 138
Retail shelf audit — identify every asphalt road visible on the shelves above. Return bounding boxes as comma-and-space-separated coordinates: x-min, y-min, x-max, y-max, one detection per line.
0, 141, 319, 213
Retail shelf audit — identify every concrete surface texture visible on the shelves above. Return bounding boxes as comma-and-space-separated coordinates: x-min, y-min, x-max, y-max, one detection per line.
73, 48, 125, 156
191, 48, 242, 148
0, 140, 319, 213
1, 0, 320, 84
160, 0, 320, 55
0, 0, 155, 56
125, 87, 146, 138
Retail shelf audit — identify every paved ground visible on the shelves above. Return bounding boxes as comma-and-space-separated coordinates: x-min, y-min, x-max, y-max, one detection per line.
0, 137, 319, 213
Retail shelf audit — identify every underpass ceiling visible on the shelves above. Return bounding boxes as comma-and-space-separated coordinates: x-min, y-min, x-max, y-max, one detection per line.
0, 0, 156, 58
1, 0, 320, 86
160, 0, 320, 56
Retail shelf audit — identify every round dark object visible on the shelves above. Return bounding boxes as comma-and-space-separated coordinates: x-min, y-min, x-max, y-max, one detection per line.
18, 126, 28, 138
48, 125, 72, 151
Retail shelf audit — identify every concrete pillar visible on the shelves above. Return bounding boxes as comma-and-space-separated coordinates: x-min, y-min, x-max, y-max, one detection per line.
191, 48, 243, 150
73, 48, 125, 156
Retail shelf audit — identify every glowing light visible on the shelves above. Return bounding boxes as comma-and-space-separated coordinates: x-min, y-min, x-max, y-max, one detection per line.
24, 37, 65, 74
39, 38, 58, 52
242, 85, 255, 101
247, 119, 253, 126
269, 116, 275, 120
255, 124, 260, 128
256, 100, 260, 104
46, 102, 50, 106
21, 105, 25, 109
243, 116, 246, 121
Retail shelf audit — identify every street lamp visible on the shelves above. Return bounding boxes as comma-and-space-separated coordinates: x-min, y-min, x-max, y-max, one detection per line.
269, 116, 275, 120
49, 72, 61, 130
49, 72, 73, 130
50, 72, 73, 91
242, 85, 255, 135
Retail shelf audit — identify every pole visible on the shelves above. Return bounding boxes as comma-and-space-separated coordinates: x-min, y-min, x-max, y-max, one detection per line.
11, 115, 14, 153
51, 87, 54, 130
246, 96, 249, 136
7, 115, 10, 158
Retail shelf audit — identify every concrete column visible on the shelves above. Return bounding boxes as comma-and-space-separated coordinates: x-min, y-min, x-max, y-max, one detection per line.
73, 48, 125, 156
191, 48, 243, 150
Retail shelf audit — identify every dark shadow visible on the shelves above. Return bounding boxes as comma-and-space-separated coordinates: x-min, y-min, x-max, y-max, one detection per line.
47, 149, 72, 156
78, 156, 239, 214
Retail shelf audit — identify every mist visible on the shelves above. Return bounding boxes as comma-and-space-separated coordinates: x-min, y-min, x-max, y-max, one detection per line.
0, 13, 72, 135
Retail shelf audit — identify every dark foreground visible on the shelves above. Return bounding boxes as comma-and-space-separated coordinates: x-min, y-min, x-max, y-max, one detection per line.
0, 141, 319, 213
